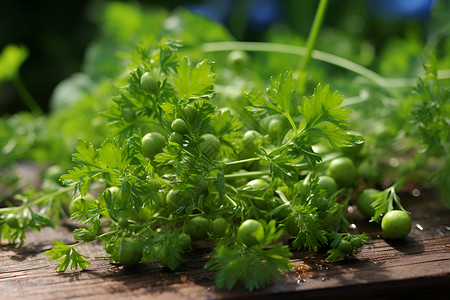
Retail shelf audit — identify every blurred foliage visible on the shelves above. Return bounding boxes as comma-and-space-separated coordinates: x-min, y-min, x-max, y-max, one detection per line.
0, 44, 28, 82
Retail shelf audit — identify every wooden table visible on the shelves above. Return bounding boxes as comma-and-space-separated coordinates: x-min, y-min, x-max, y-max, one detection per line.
1, 189, 449, 299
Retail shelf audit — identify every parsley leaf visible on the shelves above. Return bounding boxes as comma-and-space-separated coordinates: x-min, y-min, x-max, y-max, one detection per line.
174, 57, 216, 100
206, 243, 292, 291
298, 83, 353, 147
44, 240, 91, 272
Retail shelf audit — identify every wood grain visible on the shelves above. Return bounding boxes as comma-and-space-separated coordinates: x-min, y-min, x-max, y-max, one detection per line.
1, 189, 449, 300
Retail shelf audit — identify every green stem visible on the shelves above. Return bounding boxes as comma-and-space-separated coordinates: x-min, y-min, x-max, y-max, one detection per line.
0, 185, 73, 214
225, 194, 238, 207
12, 75, 44, 116
32, 186, 73, 206
202, 41, 416, 88
224, 157, 260, 166
207, 170, 270, 181
0, 207, 17, 213
284, 111, 298, 135
268, 141, 292, 156
299, 0, 329, 73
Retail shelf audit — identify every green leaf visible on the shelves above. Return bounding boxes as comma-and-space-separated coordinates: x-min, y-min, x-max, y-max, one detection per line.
61, 166, 96, 199
326, 248, 343, 261
206, 242, 292, 292
160, 102, 177, 113
266, 72, 298, 116
246, 72, 299, 121
73, 228, 97, 242
44, 240, 91, 272
72, 139, 97, 167
268, 156, 299, 185
174, 57, 216, 100
261, 219, 285, 246
158, 238, 184, 270
286, 140, 322, 169
245, 91, 283, 118
96, 139, 130, 172
290, 206, 328, 252
298, 84, 352, 147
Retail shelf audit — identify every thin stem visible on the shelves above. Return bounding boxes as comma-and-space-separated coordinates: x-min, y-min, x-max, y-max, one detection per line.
0, 207, 16, 213
32, 186, 73, 206
12, 75, 44, 116
207, 170, 270, 181
268, 141, 292, 156
202, 41, 416, 88
223, 170, 270, 179
224, 157, 260, 166
225, 194, 238, 207
299, 0, 329, 73
284, 111, 298, 135
0, 185, 73, 213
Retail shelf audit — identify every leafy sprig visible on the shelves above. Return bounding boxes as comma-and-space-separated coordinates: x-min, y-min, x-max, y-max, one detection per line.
327, 232, 369, 260
39, 39, 368, 291
369, 180, 408, 223
411, 53, 450, 206
174, 57, 216, 100
0, 185, 68, 247
44, 240, 91, 272
205, 221, 292, 291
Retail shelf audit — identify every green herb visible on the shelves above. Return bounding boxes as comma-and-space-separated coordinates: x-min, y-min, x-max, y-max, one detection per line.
1, 0, 448, 293
411, 54, 450, 206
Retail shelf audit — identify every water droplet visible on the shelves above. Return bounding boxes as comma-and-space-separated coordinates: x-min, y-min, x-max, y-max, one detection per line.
412, 189, 421, 197
415, 224, 423, 231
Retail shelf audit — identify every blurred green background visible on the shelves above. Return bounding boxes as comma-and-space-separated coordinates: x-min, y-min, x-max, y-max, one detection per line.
0, 0, 445, 116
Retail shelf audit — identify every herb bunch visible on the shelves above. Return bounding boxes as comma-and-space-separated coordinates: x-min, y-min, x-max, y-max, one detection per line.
38, 39, 368, 291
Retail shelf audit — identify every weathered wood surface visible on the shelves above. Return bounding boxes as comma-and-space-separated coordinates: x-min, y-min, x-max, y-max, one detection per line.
1, 189, 449, 300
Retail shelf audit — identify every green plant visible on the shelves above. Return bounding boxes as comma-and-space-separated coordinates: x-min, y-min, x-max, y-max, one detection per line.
1, 0, 448, 293
37, 36, 368, 290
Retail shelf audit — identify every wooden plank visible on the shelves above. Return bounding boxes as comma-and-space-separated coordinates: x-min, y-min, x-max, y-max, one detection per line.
1, 189, 449, 299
